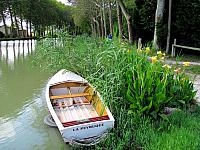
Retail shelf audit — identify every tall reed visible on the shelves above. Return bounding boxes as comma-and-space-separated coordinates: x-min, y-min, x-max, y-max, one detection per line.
32, 33, 197, 149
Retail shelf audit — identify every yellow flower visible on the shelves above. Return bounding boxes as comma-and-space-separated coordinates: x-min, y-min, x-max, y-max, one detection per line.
174, 68, 181, 74
162, 64, 171, 69
162, 53, 166, 56
157, 51, 162, 55
145, 47, 150, 54
150, 56, 158, 63
183, 62, 190, 67
160, 57, 165, 61
157, 51, 163, 59
137, 49, 143, 54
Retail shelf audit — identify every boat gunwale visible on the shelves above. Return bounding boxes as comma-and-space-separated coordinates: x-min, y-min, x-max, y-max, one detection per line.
46, 70, 115, 131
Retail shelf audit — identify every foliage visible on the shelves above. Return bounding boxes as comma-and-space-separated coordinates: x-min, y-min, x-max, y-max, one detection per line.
0, 0, 73, 37
126, 49, 196, 118
171, 0, 200, 47
135, 109, 200, 150
134, 0, 157, 43
32, 33, 198, 149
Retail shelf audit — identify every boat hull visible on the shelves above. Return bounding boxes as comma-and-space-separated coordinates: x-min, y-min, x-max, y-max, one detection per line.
45, 70, 114, 143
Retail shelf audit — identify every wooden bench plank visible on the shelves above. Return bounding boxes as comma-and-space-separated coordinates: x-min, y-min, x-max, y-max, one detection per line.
50, 93, 90, 99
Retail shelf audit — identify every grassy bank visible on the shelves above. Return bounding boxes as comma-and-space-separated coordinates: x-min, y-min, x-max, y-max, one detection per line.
32, 34, 200, 149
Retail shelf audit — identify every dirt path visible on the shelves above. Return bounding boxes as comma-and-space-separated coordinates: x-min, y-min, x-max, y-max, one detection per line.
165, 60, 200, 66
188, 74, 200, 103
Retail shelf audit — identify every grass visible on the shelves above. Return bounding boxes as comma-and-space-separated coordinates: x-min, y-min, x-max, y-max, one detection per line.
32, 34, 200, 149
172, 54, 200, 63
185, 65, 200, 74
135, 108, 200, 150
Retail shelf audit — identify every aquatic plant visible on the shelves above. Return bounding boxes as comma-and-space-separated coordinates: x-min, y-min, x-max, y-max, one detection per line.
126, 49, 196, 118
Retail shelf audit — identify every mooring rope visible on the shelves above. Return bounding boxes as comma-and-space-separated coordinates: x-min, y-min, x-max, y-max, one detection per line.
44, 114, 57, 127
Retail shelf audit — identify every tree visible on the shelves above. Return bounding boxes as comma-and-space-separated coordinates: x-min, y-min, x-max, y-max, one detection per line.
166, 0, 172, 53
0, 0, 8, 37
153, 0, 165, 49
117, 0, 133, 44
108, 0, 113, 35
116, 1, 123, 39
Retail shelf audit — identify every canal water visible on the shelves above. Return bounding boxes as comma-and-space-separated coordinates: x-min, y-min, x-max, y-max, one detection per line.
0, 40, 70, 150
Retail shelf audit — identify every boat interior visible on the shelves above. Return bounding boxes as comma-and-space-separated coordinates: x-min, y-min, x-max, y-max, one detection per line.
49, 82, 110, 127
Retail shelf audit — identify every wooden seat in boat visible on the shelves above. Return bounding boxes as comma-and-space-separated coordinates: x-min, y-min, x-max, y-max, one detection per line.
50, 93, 90, 100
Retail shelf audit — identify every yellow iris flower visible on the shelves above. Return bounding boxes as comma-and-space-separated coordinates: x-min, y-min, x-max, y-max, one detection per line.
183, 62, 190, 67
157, 51, 162, 55
145, 47, 150, 54
150, 56, 158, 63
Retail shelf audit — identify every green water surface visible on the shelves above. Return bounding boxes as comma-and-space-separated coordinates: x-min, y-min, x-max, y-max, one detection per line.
0, 40, 70, 150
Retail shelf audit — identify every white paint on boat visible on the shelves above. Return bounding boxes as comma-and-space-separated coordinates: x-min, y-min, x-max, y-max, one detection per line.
45, 69, 115, 143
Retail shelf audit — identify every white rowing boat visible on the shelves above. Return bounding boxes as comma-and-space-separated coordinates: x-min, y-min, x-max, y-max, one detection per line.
45, 69, 115, 144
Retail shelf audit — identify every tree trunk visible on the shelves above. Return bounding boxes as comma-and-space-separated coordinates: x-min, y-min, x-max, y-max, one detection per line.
91, 22, 94, 36
166, 0, 172, 54
1, 11, 8, 36
8, 5, 14, 37
153, 0, 165, 50
14, 15, 20, 37
26, 20, 29, 37
20, 14, 25, 37
93, 17, 100, 37
102, 0, 107, 37
51, 26, 53, 37
29, 21, 32, 38
93, 22, 97, 37
33, 27, 36, 37
100, 7, 104, 38
46, 26, 49, 36
108, 1, 113, 35
118, 0, 133, 44
117, 2, 123, 38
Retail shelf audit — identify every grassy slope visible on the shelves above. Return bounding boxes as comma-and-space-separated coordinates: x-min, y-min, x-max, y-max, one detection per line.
135, 109, 200, 150
32, 35, 200, 150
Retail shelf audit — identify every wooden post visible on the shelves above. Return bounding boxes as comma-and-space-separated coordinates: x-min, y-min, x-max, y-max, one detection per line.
166, 0, 172, 54
171, 39, 176, 57
138, 38, 142, 49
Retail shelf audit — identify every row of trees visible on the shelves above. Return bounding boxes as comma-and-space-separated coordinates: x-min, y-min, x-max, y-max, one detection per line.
71, 0, 200, 50
0, 0, 73, 38
1, 0, 199, 49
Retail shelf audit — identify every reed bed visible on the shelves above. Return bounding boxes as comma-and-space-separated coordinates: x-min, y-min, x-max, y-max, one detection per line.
32, 34, 200, 149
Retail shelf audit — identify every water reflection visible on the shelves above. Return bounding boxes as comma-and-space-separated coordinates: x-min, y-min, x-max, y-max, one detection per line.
0, 40, 36, 66
0, 40, 70, 149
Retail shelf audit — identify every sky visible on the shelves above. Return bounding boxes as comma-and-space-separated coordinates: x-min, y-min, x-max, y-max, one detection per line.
57, 0, 71, 5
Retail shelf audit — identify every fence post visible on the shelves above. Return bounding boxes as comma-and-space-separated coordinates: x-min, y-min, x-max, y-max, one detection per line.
138, 38, 142, 49
171, 39, 176, 57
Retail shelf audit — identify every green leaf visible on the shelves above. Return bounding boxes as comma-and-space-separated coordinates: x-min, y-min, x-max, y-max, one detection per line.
178, 100, 185, 104
159, 114, 169, 122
